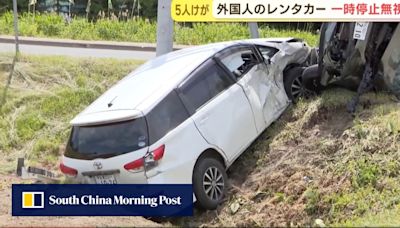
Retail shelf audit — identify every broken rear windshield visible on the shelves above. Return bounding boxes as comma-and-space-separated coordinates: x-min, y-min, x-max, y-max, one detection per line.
65, 118, 148, 159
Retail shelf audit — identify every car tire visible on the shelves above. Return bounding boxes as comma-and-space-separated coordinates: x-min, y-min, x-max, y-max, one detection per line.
284, 66, 306, 102
308, 48, 318, 65
193, 157, 227, 210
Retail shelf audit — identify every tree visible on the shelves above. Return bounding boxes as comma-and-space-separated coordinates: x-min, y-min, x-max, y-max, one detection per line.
139, 0, 157, 19
0, 0, 30, 12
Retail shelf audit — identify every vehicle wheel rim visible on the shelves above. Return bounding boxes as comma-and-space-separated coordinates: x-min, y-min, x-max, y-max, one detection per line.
203, 167, 224, 201
291, 76, 314, 100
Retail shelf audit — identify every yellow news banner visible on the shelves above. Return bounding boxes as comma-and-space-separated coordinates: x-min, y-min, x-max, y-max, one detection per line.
172, 0, 258, 22
171, 0, 400, 22
173, 0, 216, 22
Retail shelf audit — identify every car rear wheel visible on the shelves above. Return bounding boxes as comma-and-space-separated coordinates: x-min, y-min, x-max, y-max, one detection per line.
193, 157, 227, 210
284, 67, 312, 102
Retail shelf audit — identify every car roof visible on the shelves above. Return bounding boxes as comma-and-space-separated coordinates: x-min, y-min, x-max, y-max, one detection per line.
70, 38, 296, 126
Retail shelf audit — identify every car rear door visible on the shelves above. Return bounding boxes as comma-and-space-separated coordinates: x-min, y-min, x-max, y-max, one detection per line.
63, 117, 150, 184
177, 58, 258, 162
216, 45, 286, 131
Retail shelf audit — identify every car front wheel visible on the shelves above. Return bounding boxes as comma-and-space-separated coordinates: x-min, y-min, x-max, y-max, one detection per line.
284, 66, 309, 102
193, 157, 227, 210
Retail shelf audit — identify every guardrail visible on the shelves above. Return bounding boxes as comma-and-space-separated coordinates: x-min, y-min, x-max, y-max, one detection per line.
0, 35, 188, 52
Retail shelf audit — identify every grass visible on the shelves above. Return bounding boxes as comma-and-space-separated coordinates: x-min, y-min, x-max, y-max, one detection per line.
301, 92, 399, 225
0, 53, 143, 173
0, 12, 319, 46
1, 53, 400, 226
278, 91, 400, 226
340, 205, 400, 227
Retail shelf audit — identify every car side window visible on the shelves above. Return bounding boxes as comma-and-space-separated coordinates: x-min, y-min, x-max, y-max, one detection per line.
218, 47, 259, 78
178, 59, 233, 114
147, 90, 189, 145
256, 45, 279, 61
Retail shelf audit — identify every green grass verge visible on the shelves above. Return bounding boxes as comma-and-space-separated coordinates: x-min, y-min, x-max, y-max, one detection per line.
273, 91, 400, 226
339, 205, 400, 227
0, 12, 319, 46
0, 53, 143, 173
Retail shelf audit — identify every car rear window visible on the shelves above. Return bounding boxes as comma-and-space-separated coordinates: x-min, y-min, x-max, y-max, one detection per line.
65, 118, 148, 159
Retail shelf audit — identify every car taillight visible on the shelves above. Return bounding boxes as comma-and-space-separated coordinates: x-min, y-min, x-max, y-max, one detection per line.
123, 158, 144, 171
123, 145, 165, 172
60, 163, 78, 176
149, 144, 165, 161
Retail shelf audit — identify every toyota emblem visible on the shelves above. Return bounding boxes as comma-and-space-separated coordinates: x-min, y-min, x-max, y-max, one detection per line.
93, 161, 103, 170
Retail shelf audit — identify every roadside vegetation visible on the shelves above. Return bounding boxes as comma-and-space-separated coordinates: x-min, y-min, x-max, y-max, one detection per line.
0, 12, 319, 46
0, 53, 142, 173
1, 54, 399, 226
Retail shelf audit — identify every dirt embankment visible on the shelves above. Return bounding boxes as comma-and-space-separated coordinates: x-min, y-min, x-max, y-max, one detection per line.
175, 108, 349, 227
171, 90, 400, 227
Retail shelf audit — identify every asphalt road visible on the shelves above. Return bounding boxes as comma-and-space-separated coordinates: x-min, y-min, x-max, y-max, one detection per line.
0, 43, 156, 60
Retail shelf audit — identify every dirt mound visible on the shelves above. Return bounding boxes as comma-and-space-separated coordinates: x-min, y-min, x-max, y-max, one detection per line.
223, 107, 352, 226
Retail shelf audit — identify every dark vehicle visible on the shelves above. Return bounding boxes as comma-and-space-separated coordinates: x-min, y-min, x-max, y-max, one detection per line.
285, 22, 400, 112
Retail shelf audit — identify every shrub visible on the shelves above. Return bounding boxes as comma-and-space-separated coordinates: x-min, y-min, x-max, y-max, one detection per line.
0, 12, 319, 46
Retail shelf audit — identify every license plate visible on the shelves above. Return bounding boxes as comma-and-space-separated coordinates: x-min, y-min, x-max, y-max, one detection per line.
94, 175, 117, 184
353, 22, 369, 40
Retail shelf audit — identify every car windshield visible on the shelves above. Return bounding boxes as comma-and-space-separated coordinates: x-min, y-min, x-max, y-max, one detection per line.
65, 118, 148, 159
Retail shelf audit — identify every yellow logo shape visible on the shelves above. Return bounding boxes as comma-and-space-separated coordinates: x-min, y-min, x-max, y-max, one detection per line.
22, 192, 44, 209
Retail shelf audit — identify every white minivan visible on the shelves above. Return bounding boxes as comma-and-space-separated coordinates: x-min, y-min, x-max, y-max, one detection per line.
60, 38, 310, 209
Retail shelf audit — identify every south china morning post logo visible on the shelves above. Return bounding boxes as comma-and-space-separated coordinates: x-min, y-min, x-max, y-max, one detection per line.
22, 192, 44, 209
48, 194, 182, 207
12, 184, 193, 216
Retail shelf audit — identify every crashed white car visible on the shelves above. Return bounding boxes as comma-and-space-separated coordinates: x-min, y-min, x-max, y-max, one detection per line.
60, 38, 310, 209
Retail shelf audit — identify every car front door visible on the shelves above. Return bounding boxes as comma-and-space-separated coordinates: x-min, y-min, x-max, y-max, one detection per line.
177, 58, 258, 162
216, 45, 287, 131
